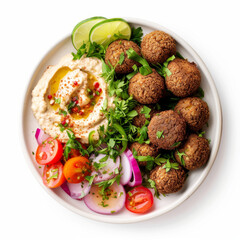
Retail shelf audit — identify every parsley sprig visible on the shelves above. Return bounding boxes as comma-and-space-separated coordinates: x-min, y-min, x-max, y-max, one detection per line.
130, 27, 143, 45
72, 42, 106, 60
126, 48, 152, 75
63, 130, 89, 160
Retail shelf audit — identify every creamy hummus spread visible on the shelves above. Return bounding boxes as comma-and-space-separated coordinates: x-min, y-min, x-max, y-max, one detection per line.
32, 53, 113, 144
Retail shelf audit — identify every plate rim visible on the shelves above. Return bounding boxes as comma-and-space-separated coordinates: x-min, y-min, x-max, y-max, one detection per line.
20, 17, 223, 224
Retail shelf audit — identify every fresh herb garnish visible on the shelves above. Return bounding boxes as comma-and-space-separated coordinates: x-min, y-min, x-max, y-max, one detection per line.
140, 105, 151, 119
118, 52, 125, 65
58, 109, 67, 116
64, 130, 89, 160
126, 48, 152, 75
194, 87, 205, 99
156, 130, 164, 139
198, 131, 205, 137
130, 27, 143, 46
175, 52, 184, 59
163, 160, 179, 172
47, 169, 59, 182
54, 97, 61, 104
176, 150, 186, 166
85, 175, 95, 186
170, 141, 181, 148
58, 123, 68, 132
67, 100, 76, 113
72, 42, 106, 60
154, 55, 175, 78
96, 174, 122, 196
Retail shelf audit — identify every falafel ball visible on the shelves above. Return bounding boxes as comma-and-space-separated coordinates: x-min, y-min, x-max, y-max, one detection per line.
130, 142, 159, 166
132, 105, 158, 128
175, 134, 210, 170
174, 97, 209, 131
148, 110, 186, 150
128, 69, 165, 104
165, 58, 201, 97
141, 30, 176, 64
150, 163, 186, 194
105, 39, 141, 74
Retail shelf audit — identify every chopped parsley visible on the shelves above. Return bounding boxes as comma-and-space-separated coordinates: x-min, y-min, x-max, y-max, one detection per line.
126, 48, 152, 75
140, 105, 151, 119
194, 87, 205, 99
72, 42, 106, 60
130, 27, 143, 46
64, 130, 89, 160
58, 123, 68, 132
85, 175, 95, 186
154, 55, 175, 78
170, 141, 181, 148
163, 160, 179, 172
54, 97, 61, 104
58, 109, 67, 116
156, 130, 164, 139
118, 52, 125, 65
198, 131, 205, 137
176, 150, 186, 167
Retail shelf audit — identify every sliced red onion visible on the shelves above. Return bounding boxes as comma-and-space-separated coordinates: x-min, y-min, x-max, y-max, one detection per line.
91, 154, 120, 184
61, 182, 71, 196
124, 149, 142, 187
67, 181, 91, 200
84, 183, 126, 215
35, 128, 50, 145
120, 153, 132, 185
61, 181, 91, 200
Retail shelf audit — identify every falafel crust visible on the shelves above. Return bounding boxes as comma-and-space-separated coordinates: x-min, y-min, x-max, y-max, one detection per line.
148, 110, 187, 150
150, 163, 186, 194
174, 97, 209, 131
175, 134, 210, 170
128, 69, 165, 104
165, 58, 201, 97
132, 105, 158, 128
130, 142, 158, 167
105, 39, 141, 74
141, 30, 176, 64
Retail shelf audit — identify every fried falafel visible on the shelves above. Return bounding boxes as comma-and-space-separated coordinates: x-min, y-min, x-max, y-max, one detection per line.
174, 97, 209, 131
175, 134, 210, 170
128, 69, 165, 104
148, 110, 187, 150
105, 39, 141, 74
141, 30, 176, 64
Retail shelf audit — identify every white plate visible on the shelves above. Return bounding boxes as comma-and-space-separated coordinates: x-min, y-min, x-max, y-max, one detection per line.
21, 18, 222, 223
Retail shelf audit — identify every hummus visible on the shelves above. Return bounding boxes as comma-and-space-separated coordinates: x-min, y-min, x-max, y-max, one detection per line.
32, 54, 114, 144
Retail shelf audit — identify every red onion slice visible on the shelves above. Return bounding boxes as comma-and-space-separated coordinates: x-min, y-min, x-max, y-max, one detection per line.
120, 153, 132, 185
35, 128, 50, 145
61, 182, 71, 196
124, 149, 142, 187
84, 183, 126, 214
91, 154, 120, 184
67, 181, 91, 200
61, 181, 91, 200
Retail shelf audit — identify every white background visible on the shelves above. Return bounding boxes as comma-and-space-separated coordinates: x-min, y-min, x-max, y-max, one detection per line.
1, 0, 240, 239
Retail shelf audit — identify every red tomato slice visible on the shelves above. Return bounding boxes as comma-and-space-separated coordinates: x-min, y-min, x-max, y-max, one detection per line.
36, 137, 63, 165
125, 186, 154, 213
43, 162, 66, 188
63, 156, 91, 183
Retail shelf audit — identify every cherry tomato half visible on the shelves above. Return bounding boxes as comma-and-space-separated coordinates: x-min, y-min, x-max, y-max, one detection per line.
125, 186, 154, 213
43, 162, 66, 188
36, 137, 63, 165
63, 156, 91, 183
